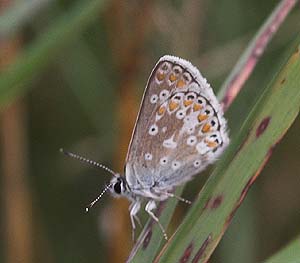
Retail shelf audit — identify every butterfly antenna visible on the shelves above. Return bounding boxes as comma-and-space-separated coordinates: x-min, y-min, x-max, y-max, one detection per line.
60, 148, 117, 177
85, 183, 113, 212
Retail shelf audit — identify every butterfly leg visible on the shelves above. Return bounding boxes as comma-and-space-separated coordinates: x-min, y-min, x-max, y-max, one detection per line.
129, 201, 142, 227
129, 200, 141, 241
145, 200, 168, 240
155, 190, 192, 204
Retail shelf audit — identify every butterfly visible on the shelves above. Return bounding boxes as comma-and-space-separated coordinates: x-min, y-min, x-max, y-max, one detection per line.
61, 55, 229, 240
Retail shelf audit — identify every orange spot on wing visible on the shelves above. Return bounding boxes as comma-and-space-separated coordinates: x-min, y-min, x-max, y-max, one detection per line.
205, 140, 218, 148
176, 79, 186, 88
198, 114, 208, 122
193, 103, 202, 111
202, 123, 211, 133
184, 100, 193, 107
158, 106, 166, 115
156, 72, 165, 81
169, 73, 177, 82
169, 101, 179, 111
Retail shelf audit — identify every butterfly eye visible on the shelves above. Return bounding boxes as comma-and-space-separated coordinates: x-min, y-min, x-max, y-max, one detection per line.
113, 181, 122, 194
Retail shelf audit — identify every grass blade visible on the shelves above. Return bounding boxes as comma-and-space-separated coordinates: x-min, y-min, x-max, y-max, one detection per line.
219, 0, 298, 111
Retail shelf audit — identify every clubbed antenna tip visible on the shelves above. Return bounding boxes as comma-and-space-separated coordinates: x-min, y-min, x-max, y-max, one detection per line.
85, 183, 113, 212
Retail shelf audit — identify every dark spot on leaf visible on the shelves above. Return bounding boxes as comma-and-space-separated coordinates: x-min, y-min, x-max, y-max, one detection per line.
180, 242, 194, 263
256, 117, 271, 137
280, 78, 286, 85
191, 234, 212, 263
210, 195, 224, 209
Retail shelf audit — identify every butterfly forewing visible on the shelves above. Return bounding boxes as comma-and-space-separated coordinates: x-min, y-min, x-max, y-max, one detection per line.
125, 55, 229, 191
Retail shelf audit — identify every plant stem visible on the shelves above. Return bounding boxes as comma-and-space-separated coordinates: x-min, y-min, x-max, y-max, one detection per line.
219, 0, 298, 111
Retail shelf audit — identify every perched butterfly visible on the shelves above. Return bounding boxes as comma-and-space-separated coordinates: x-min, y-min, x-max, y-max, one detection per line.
61, 55, 229, 240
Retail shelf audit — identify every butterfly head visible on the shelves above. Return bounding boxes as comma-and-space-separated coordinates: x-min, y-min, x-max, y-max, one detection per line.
109, 174, 129, 197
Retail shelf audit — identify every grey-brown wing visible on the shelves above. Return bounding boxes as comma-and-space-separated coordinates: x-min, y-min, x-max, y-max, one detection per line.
125, 55, 229, 189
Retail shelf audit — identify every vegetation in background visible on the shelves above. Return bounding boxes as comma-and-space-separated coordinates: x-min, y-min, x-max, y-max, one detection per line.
0, 1, 299, 262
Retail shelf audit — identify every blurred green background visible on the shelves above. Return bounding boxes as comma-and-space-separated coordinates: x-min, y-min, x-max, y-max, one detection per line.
0, 0, 299, 262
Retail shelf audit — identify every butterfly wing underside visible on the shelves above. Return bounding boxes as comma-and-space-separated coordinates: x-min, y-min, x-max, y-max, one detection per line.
125, 55, 229, 191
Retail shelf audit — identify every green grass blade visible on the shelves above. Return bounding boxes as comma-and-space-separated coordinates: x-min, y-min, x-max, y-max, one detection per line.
155, 37, 300, 263
263, 235, 300, 263
0, 0, 107, 109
